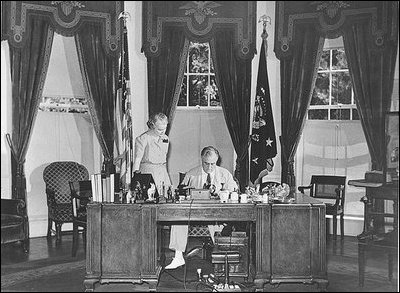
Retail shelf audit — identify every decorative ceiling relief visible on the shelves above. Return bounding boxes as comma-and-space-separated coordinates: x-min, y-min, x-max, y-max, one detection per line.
142, 1, 256, 60
1, 1, 123, 57
274, 1, 398, 59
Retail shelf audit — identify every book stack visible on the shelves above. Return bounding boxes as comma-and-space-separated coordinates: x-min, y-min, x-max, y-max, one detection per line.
90, 173, 120, 203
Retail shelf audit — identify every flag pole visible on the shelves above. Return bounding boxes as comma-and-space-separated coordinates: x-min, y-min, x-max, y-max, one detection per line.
250, 14, 277, 185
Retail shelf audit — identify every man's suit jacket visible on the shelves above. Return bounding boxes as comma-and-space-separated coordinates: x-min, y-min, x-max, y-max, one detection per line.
181, 165, 238, 192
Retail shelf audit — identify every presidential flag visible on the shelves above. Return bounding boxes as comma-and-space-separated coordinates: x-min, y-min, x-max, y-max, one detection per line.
250, 33, 277, 184
114, 24, 133, 191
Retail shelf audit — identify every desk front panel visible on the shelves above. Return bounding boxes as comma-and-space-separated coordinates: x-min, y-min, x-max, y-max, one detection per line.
157, 203, 257, 221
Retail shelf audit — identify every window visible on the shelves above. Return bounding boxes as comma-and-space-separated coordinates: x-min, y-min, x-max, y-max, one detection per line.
178, 42, 221, 108
308, 48, 359, 120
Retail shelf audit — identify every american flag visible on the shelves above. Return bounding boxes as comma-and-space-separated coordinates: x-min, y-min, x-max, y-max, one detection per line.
114, 24, 133, 191
250, 31, 277, 184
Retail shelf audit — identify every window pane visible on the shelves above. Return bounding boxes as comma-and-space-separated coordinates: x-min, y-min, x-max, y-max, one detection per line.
319, 50, 330, 70
189, 75, 208, 106
210, 57, 215, 74
311, 73, 329, 105
209, 76, 220, 106
330, 109, 350, 120
352, 108, 360, 120
332, 48, 348, 70
332, 72, 352, 105
178, 77, 187, 106
189, 42, 209, 73
308, 109, 328, 120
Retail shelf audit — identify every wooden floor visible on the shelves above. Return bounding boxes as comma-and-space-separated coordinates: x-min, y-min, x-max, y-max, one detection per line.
1, 233, 398, 292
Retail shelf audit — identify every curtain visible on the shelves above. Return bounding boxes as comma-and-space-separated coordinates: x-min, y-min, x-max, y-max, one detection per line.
75, 23, 119, 174
279, 25, 324, 186
343, 20, 398, 171
8, 17, 54, 200
210, 29, 252, 191
147, 26, 188, 130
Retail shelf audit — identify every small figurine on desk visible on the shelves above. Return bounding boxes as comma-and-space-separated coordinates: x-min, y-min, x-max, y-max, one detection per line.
147, 182, 156, 202
174, 189, 180, 203
133, 181, 144, 203
166, 185, 174, 203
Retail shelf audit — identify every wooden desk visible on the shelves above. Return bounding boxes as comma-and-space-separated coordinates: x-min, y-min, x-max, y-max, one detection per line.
84, 194, 327, 291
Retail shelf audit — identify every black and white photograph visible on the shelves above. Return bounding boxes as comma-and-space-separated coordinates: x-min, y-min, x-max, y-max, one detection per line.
1, 1, 398, 292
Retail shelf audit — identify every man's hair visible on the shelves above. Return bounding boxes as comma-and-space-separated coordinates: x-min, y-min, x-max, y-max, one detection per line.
147, 112, 168, 129
201, 146, 219, 158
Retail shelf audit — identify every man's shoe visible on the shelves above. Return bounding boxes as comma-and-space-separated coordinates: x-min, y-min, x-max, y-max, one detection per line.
165, 257, 185, 269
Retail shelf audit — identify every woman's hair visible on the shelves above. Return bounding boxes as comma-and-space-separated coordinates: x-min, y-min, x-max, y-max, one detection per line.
147, 112, 168, 129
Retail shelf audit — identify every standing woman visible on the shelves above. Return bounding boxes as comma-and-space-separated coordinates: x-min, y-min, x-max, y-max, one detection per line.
133, 113, 172, 194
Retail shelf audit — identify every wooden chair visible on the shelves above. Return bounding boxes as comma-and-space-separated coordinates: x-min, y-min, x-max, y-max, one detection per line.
43, 161, 89, 243
69, 180, 92, 257
298, 175, 346, 240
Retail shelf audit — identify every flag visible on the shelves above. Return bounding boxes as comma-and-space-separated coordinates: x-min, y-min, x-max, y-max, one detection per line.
250, 34, 277, 184
114, 25, 133, 191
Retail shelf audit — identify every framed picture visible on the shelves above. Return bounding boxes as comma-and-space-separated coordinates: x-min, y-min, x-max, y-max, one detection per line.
386, 112, 399, 180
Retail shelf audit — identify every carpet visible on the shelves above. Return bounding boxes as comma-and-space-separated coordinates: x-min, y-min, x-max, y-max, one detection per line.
1, 257, 397, 292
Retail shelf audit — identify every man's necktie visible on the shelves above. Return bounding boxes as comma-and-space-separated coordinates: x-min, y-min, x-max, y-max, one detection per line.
204, 173, 212, 189
206, 173, 211, 187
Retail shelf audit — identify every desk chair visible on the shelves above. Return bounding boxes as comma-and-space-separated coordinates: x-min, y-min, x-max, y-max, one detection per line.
43, 161, 89, 243
298, 175, 346, 240
69, 180, 92, 257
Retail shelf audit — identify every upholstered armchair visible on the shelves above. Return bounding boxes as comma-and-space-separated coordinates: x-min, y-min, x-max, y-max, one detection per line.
1, 198, 29, 252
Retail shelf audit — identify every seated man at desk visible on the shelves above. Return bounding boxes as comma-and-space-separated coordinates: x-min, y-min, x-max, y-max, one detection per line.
165, 146, 238, 269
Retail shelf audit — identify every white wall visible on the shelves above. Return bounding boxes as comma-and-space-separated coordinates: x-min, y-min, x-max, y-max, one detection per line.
25, 33, 102, 237
168, 109, 234, 186
296, 120, 370, 236
26, 112, 100, 237
1, 41, 12, 199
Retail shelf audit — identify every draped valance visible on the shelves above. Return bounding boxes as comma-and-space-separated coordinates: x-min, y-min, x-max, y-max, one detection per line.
142, 1, 256, 60
274, 1, 398, 59
1, 1, 123, 57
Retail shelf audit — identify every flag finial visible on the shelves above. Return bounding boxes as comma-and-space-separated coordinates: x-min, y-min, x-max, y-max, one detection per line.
118, 11, 131, 26
258, 15, 271, 40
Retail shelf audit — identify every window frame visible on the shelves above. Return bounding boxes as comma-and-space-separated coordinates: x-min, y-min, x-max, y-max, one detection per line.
178, 41, 222, 109
308, 46, 358, 121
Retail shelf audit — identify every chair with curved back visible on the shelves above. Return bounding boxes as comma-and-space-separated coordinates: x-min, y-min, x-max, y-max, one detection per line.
69, 180, 92, 256
43, 161, 89, 242
298, 175, 346, 240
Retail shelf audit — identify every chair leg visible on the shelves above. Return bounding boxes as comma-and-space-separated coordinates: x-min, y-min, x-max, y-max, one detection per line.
83, 228, 87, 253
22, 238, 30, 253
47, 219, 53, 239
55, 222, 62, 243
388, 252, 393, 281
333, 215, 337, 241
340, 214, 344, 239
72, 223, 79, 257
358, 242, 365, 287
